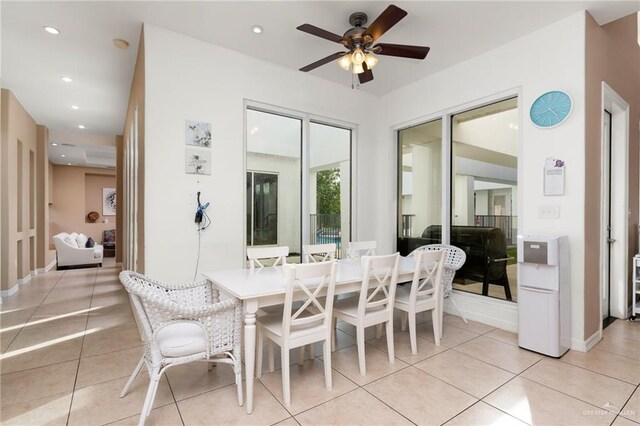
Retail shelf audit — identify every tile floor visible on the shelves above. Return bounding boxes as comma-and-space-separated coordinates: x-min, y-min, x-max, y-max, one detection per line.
1, 260, 640, 425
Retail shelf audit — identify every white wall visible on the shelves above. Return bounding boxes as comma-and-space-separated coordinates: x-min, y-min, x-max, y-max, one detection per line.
143, 24, 377, 283
376, 13, 587, 342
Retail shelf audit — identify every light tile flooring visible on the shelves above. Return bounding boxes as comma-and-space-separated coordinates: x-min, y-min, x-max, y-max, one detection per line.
2, 261, 640, 425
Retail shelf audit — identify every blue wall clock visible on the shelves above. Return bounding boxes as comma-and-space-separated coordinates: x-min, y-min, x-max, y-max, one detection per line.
529, 91, 572, 128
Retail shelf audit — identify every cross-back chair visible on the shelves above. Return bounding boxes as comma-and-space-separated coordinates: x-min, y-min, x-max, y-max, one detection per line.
255, 261, 337, 406
347, 240, 377, 256
395, 249, 445, 354
332, 253, 400, 376
247, 246, 289, 269
303, 243, 336, 263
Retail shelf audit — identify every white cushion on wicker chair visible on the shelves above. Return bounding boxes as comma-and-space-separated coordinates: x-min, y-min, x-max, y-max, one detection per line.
156, 322, 207, 358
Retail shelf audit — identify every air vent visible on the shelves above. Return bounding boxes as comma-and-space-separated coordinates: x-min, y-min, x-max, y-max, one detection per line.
61, 143, 76, 147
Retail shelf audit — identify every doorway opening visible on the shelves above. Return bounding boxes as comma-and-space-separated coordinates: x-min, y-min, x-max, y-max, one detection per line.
599, 82, 630, 329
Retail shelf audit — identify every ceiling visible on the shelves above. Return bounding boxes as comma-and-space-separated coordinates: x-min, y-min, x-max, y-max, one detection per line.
2, 1, 639, 143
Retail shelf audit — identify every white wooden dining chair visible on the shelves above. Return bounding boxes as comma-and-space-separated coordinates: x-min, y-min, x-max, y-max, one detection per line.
347, 240, 377, 256
119, 271, 243, 426
395, 249, 445, 354
332, 253, 400, 376
255, 261, 337, 406
247, 246, 289, 269
303, 243, 336, 263
410, 244, 468, 336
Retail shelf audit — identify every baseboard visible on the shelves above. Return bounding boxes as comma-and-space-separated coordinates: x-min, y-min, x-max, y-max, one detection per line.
0, 283, 20, 298
571, 329, 602, 352
444, 290, 518, 332
36, 260, 57, 274
17, 274, 32, 286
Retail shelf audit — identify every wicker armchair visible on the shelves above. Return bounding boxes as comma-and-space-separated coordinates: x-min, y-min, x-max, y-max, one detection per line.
119, 271, 243, 425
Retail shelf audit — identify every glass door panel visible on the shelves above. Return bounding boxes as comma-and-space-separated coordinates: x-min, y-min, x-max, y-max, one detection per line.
397, 119, 442, 255
451, 97, 518, 302
246, 109, 302, 262
309, 122, 351, 258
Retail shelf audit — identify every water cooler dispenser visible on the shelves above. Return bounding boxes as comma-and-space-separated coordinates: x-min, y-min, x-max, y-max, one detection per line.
517, 235, 570, 357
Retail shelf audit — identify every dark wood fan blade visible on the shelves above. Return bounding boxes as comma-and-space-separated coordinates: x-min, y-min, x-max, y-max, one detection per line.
375, 43, 430, 60
358, 62, 374, 84
364, 5, 408, 42
300, 52, 346, 72
297, 24, 344, 44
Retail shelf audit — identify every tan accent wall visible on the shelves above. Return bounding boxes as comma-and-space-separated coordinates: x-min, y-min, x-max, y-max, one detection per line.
585, 12, 640, 338
0, 89, 42, 291
49, 165, 116, 244
116, 135, 123, 262
122, 26, 145, 272
36, 125, 53, 268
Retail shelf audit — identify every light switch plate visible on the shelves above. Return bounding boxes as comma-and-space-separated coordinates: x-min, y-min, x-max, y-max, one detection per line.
539, 205, 560, 219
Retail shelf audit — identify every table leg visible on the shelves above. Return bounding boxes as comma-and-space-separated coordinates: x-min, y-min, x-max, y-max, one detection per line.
244, 300, 258, 414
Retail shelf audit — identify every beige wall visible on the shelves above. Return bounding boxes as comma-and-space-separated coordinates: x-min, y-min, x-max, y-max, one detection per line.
584, 12, 640, 337
0, 89, 46, 292
121, 26, 145, 272
36, 125, 54, 268
50, 165, 117, 244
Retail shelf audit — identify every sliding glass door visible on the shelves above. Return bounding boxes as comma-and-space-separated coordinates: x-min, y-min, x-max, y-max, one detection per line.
246, 108, 353, 263
309, 122, 351, 258
397, 119, 442, 255
396, 97, 518, 303
451, 98, 518, 301
246, 109, 302, 261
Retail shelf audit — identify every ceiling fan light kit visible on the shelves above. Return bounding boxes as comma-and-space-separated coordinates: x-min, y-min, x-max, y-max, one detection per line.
297, 4, 430, 85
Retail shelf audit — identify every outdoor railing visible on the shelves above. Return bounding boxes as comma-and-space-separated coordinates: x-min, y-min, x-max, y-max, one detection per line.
474, 215, 517, 244
310, 214, 342, 258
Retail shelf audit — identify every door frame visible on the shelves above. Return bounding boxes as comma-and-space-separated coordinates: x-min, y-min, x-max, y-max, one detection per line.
599, 82, 630, 324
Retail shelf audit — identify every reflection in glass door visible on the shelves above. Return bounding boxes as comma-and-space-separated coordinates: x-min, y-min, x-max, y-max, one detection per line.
451, 97, 518, 302
246, 108, 302, 262
247, 172, 278, 246
309, 122, 351, 258
397, 119, 443, 255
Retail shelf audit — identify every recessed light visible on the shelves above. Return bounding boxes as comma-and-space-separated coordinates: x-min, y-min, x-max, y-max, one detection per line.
61, 76, 73, 83
251, 25, 263, 34
113, 38, 130, 49
71, 105, 79, 110
67, 163, 72, 166
77, 125, 85, 129
43, 26, 60, 35
60, 154, 66, 158
51, 142, 58, 146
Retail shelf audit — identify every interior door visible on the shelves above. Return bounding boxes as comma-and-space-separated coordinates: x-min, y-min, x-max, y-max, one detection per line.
602, 110, 612, 320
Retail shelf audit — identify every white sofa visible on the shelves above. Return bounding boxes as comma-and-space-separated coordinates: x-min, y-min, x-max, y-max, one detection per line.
53, 232, 103, 269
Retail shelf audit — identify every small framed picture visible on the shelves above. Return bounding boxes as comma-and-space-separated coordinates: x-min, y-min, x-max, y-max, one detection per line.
185, 148, 211, 175
103, 188, 116, 216
185, 120, 212, 148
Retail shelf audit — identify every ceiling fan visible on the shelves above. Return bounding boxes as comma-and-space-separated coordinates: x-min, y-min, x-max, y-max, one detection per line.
297, 4, 430, 84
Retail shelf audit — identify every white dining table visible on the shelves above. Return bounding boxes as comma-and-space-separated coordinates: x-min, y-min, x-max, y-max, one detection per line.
203, 256, 419, 414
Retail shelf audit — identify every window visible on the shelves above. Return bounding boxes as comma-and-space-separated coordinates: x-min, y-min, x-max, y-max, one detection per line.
246, 107, 353, 263
246, 109, 302, 261
397, 119, 443, 254
309, 122, 351, 258
396, 97, 518, 303
451, 98, 518, 302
